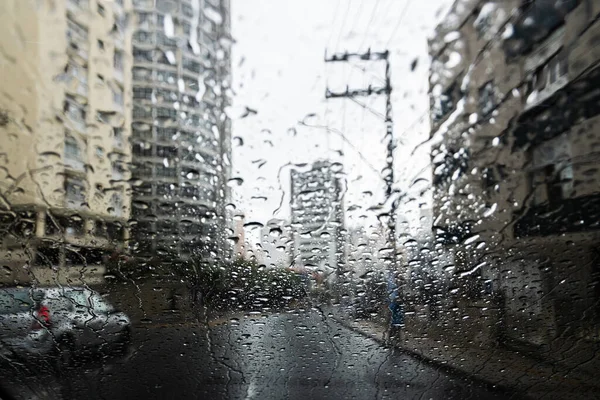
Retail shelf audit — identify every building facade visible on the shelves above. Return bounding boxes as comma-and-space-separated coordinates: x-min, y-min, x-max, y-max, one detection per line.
0, 0, 133, 285
428, 0, 600, 347
290, 161, 345, 273
129, 0, 232, 261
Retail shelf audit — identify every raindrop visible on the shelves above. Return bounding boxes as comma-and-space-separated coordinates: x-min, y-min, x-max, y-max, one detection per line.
445, 52, 461, 68
233, 136, 244, 146
227, 177, 244, 187
163, 14, 174, 38
269, 227, 282, 237
244, 222, 264, 229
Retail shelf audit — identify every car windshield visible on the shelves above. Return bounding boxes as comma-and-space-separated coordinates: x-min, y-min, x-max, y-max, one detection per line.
1, 0, 600, 399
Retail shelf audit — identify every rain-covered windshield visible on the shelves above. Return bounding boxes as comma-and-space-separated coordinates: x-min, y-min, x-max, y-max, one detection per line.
0, 0, 599, 399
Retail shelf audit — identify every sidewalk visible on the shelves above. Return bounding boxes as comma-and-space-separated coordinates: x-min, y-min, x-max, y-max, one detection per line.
324, 305, 600, 400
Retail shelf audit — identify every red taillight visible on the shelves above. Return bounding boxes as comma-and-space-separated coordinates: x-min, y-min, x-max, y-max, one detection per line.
31, 305, 51, 330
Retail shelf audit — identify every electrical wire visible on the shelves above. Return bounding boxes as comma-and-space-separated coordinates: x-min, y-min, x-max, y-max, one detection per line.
358, 0, 382, 52
326, 0, 343, 50
333, 0, 353, 53
384, 0, 412, 48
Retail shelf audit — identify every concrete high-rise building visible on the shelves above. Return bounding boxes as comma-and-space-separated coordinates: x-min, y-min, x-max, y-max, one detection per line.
428, 0, 600, 348
290, 161, 345, 272
129, 0, 232, 260
0, 0, 134, 285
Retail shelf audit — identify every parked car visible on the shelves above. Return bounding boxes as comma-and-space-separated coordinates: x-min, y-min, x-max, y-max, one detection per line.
0, 286, 131, 368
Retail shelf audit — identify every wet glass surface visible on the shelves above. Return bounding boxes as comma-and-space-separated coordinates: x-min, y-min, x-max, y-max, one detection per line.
0, 0, 599, 399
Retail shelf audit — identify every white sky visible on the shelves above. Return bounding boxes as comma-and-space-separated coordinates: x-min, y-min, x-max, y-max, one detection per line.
229, 0, 452, 236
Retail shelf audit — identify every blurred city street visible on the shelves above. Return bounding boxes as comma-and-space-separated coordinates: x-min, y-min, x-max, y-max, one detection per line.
0, 309, 512, 400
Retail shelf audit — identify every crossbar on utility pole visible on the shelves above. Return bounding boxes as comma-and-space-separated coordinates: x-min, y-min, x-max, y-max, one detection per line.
325, 49, 401, 340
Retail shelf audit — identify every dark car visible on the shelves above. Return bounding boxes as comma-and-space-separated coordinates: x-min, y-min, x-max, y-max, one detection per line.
0, 286, 131, 367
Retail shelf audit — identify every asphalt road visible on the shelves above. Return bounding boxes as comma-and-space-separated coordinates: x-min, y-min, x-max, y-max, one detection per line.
0, 308, 515, 400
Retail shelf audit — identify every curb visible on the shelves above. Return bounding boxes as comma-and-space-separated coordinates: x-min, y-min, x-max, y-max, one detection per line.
328, 314, 530, 400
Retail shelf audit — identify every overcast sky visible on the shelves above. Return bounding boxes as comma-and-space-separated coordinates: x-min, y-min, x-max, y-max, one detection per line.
229, 0, 452, 236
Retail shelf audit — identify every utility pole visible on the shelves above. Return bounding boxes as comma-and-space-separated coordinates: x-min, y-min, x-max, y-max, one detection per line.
325, 49, 402, 336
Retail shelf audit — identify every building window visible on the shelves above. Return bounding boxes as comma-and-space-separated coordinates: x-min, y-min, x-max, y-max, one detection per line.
107, 166, 125, 187
133, 0, 153, 8
132, 126, 153, 140
133, 31, 154, 45
64, 134, 81, 160
134, 182, 153, 196
529, 134, 573, 207
136, 11, 153, 27
182, 57, 202, 74
181, 2, 194, 18
156, 127, 177, 141
114, 50, 124, 73
433, 82, 457, 122
157, 0, 177, 13
547, 52, 568, 85
65, 59, 88, 96
133, 142, 153, 157
156, 107, 178, 119
155, 89, 178, 103
133, 86, 153, 100
133, 67, 152, 81
96, 111, 113, 123
157, 33, 177, 47
156, 145, 177, 158
478, 81, 495, 116
132, 162, 153, 178
156, 183, 177, 196
65, 178, 86, 208
110, 192, 123, 216
133, 47, 153, 63
182, 185, 200, 199
133, 105, 152, 119
157, 69, 177, 85
67, 17, 88, 43
97, 39, 105, 51
112, 86, 124, 108
63, 95, 86, 129
95, 146, 104, 159
113, 127, 124, 148
156, 164, 177, 178
97, 3, 105, 17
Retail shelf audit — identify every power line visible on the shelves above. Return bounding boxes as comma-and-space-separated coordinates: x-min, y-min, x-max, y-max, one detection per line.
346, 0, 366, 41
326, 0, 343, 50
333, 0, 353, 53
299, 120, 380, 175
358, 0, 382, 52
384, 0, 412, 48
347, 96, 386, 120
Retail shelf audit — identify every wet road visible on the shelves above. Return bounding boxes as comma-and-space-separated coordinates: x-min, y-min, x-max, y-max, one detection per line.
1, 308, 514, 399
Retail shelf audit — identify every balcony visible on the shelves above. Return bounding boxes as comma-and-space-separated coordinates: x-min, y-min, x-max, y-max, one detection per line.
504, 0, 579, 59
515, 194, 600, 238
66, 19, 89, 61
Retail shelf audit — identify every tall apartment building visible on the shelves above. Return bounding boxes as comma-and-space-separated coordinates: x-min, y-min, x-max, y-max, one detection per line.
428, 0, 600, 347
129, 0, 232, 260
0, 0, 133, 285
290, 161, 345, 272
